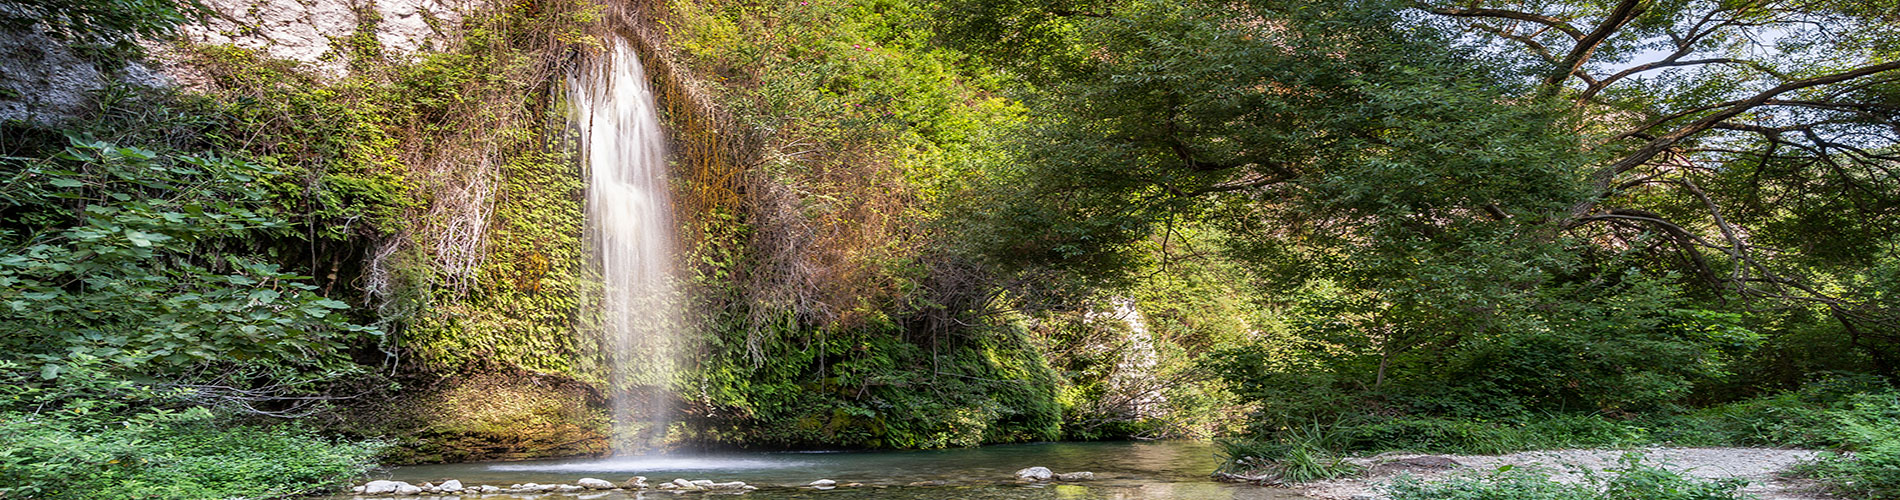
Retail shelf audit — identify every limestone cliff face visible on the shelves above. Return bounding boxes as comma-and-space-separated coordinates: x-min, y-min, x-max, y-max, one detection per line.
0, 25, 168, 125
1, 0, 463, 124
175, 0, 465, 75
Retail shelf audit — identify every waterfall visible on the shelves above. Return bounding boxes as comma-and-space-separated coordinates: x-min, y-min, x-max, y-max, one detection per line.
571, 37, 680, 455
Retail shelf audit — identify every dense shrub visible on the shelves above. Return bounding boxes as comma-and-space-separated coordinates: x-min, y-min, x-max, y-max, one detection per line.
1793, 390, 1900, 499
0, 410, 384, 499
0, 358, 385, 499
1, 137, 379, 407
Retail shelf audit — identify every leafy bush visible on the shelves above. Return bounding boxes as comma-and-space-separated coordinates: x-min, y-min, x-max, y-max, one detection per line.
0, 358, 386, 499
1794, 390, 1900, 499
0, 409, 384, 499
1, 136, 378, 410
1387, 454, 1750, 500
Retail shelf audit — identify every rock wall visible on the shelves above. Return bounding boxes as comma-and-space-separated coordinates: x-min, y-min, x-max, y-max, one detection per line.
178, 0, 466, 75
0, 25, 168, 125
1, 0, 465, 125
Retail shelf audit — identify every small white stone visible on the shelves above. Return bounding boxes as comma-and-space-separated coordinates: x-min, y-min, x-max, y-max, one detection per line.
578, 477, 615, 490
809, 479, 838, 487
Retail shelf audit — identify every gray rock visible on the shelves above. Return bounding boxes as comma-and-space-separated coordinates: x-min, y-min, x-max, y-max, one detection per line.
479, 485, 501, 493
708, 481, 748, 490
363, 480, 405, 495
1015, 467, 1054, 481
395, 483, 423, 495
1055, 472, 1095, 481
809, 479, 838, 487
578, 478, 615, 490
622, 476, 650, 489
556, 484, 586, 493
439, 479, 463, 492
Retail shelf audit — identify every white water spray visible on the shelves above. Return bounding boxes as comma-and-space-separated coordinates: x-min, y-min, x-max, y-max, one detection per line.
571, 37, 679, 454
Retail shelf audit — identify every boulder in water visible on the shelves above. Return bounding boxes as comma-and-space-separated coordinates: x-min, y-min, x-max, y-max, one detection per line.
363, 480, 405, 494
578, 478, 615, 490
1015, 467, 1054, 481
395, 483, 423, 495
623, 476, 650, 489
439, 479, 463, 492
809, 479, 838, 487
1055, 472, 1095, 481
479, 485, 501, 493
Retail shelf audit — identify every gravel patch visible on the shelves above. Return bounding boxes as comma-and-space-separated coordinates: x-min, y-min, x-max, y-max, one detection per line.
1294, 447, 1834, 500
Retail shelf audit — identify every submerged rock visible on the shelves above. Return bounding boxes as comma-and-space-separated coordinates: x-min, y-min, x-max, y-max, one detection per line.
578, 478, 615, 490
1015, 467, 1054, 481
1055, 472, 1095, 481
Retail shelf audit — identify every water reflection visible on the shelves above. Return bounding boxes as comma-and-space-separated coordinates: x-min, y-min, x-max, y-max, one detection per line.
338, 441, 1308, 500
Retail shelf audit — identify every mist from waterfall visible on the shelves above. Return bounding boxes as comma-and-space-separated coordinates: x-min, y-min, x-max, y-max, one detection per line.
570, 36, 679, 455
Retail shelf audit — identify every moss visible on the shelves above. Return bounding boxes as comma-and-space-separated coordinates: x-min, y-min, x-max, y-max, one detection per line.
339, 365, 610, 464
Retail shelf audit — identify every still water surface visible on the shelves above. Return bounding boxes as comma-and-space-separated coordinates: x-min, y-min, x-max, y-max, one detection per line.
340, 441, 1310, 500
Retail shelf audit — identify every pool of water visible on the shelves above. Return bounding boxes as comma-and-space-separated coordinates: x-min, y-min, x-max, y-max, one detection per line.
337, 441, 1308, 500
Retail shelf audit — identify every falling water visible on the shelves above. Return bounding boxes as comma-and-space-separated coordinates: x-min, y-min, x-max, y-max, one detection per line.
571, 37, 679, 455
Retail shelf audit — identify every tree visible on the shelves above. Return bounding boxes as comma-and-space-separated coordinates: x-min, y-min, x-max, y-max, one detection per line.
952, 0, 1899, 408
1415, 0, 1900, 374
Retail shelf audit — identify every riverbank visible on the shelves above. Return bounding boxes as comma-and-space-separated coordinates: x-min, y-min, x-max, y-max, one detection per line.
1272, 447, 1833, 500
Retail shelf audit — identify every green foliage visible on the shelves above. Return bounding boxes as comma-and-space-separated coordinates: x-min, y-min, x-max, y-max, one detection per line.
1217, 424, 1363, 484
0, 136, 378, 400
1386, 454, 1751, 500
0, 0, 203, 59
1792, 390, 1900, 499
0, 358, 385, 499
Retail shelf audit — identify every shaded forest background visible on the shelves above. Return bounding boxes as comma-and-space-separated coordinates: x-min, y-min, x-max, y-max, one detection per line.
1, 0, 1898, 498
